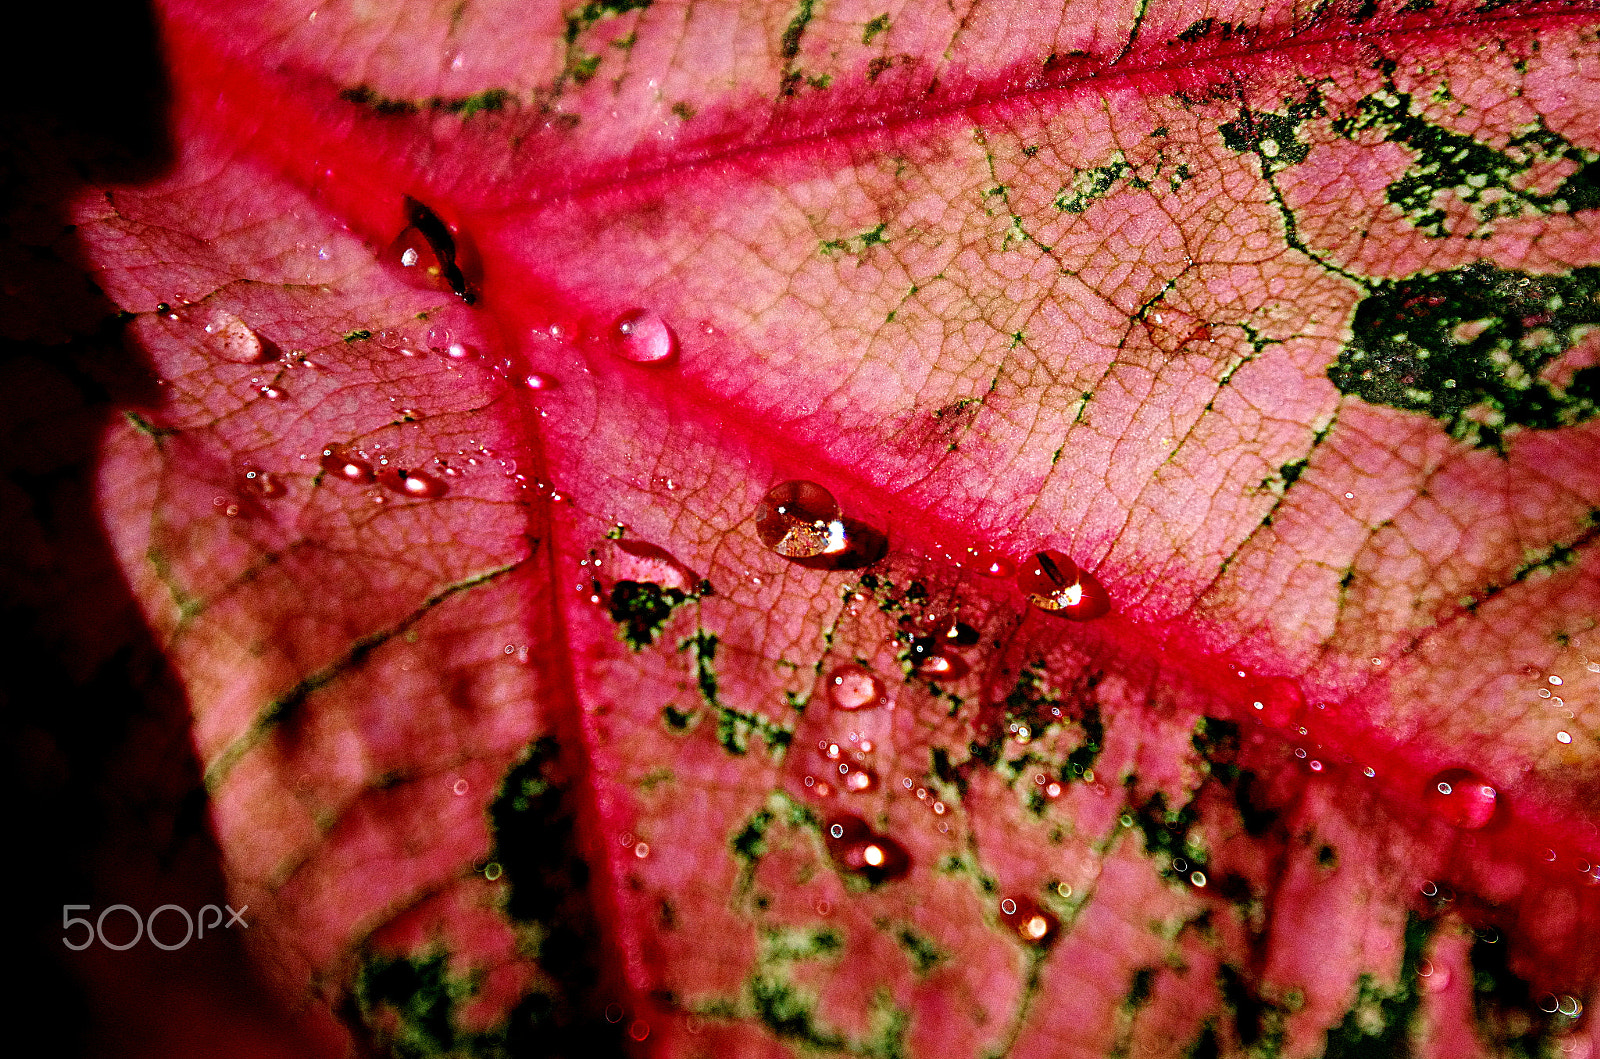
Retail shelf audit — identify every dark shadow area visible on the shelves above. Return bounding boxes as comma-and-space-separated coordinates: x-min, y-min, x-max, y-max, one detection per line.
0, 3, 331, 1055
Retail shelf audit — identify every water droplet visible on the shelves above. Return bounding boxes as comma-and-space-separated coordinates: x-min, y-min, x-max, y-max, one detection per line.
377, 466, 450, 498
240, 469, 286, 499
604, 1003, 625, 1024
974, 552, 1016, 578
629, 1019, 650, 1042
610, 309, 677, 364
1557, 731, 1573, 744
909, 638, 968, 680
524, 372, 555, 390
1016, 550, 1112, 620
1423, 768, 1498, 829
822, 813, 909, 881
453, 779, 469, 795
754, 480, 839, 558
998, 895, 1059, 945
827, 663, 888, 710
844, 766, 879, 793
200, 311, 274, 364
258, 384, 286, 400
320, 448, 375, 484
634, 841, 650, 858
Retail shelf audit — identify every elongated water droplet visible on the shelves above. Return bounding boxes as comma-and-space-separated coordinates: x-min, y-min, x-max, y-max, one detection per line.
912, 641, 969, 681
320, 448, 375, 484
1423, 768, 1498, 829
1017, 550, 1112, 620
610, 309, 677, 364
974, 552, 1016, 578
200, 311, 273, 364
998, 895, 1059, 945
823, 813, 908, 880
377, 466, 450, 499
828, 664, 888, 710
755, 480, 839, 558
915, 612, 979, 647
524, 372, 556, 390
387, 198, 476, 301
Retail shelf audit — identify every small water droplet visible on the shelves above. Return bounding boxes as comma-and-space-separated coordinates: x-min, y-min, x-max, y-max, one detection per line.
199, 311, 274, 364
604, 1003, 625, 1024
240, 469, 286, 499
1557, 730, 1573, 744
453, 779, 469, 795
822, 813, 909, 880
844, 766, 879, 793
634, 841, 650, 858
258, 384, 286, 399
974, 552, 1016, 578
524, 372, 555, 390
827, 663, 888, 710
320, 448, 375, 484
1423, 768, 1498, 829
610, 308, 677, 364
1016, 550, 1111, 620
754, 480, 839, 558
915, 652, 960, 684
998, 895, 1059, 945
628, 1019, 650, 1042
376, 466, 450, 498
1245, 675, 1306, 727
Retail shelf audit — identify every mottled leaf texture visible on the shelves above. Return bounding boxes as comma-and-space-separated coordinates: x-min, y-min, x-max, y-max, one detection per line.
6, 1, 1600, 1058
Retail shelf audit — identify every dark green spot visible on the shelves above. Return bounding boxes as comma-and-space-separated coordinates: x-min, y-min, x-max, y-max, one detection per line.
608, 580, 691, 650
1333, 261, 1600, 448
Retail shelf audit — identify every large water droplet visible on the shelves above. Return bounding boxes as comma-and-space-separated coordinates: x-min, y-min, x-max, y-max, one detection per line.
388, 197, 476, 302
320, 448, 375, 484
610, 309, 677, 364
200, 311, 273, 364
377, 466, 450, 499
823, 813, 909, 881
1016, 550, 1112, 620
998, 895, 1059, 946
827, 664, 888, 710
755, 480, 839, 558
1423, 768, 1498, 829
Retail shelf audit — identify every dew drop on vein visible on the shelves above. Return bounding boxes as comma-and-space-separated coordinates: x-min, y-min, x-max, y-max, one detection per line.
377, 466, 450, 499
754, 480, 840, 558
823, 813, 909, 880
1422, 768, 1498, 830
1016, 549, 1112, 620
320, 448, 375, 484
610, 309, 677, 364
998, 895, 1059, 946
